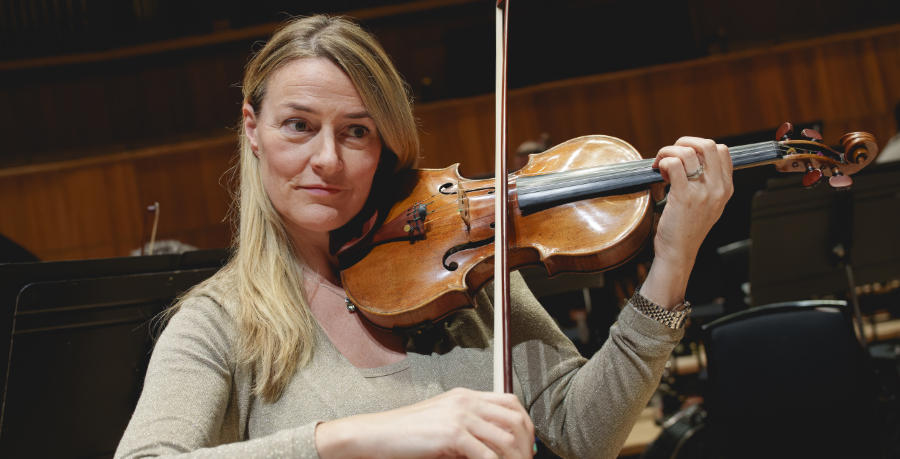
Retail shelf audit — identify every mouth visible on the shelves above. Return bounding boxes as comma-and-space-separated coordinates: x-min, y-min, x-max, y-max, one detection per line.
298, 185, 343, 195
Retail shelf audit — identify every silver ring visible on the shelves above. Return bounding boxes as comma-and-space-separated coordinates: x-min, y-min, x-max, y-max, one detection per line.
686, 165, 704, 181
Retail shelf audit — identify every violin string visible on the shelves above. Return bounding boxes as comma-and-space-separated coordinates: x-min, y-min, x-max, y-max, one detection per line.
424, 205, 465, 223
520, 142, 834, 185
414, 143, 844, 244
422, 187, 508, 227
452, 151, 732, 200
423, 212, 461, 226
425, 208, 493, 232
415, 194, 440, 210
517, 145, 773, 184
520, 141, 780, 178
422, 183, 506, 220
520, 144, 835, 192
424, 192, 489, 224
421, 143, 839, 227
422, 185, 497, 217
525, 146, 812, 192
424, 197, 463, 216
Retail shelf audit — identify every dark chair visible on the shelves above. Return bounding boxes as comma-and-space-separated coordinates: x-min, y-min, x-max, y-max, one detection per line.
702, 300, 882, 459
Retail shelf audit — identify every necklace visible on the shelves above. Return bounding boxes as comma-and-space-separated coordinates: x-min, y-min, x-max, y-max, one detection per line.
304, 275, 357, 313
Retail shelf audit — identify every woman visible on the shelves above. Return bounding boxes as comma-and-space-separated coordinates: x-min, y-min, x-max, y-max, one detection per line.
116, 15, 732, 459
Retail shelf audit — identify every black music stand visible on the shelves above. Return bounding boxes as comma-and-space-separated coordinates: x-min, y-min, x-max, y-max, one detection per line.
0, 249, 228, 459
749, 160, 900, 309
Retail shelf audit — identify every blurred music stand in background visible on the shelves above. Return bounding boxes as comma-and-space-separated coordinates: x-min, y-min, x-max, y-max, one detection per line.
750, 160, 900, 324
0, 250, 228, 459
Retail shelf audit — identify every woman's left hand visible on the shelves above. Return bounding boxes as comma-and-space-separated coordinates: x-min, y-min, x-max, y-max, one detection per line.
640, 137, 734, 309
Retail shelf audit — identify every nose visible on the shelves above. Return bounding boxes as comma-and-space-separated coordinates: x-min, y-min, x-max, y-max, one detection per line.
310, 130, 343, 173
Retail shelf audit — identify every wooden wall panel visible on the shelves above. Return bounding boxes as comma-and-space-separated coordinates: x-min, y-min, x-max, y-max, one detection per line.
132, 144, 235, 250
417, 98, 496, 175
1, 45, 248, 167
0, 137, 236, 261
103, 162, 144, 256
2, 25, 900, 261
415, 24, 900, 175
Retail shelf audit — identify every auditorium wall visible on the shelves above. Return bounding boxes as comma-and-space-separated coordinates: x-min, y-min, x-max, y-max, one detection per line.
2, 24, 899, 261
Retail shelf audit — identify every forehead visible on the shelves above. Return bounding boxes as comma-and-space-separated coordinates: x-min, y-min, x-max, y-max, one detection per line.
262, 57, 367, 112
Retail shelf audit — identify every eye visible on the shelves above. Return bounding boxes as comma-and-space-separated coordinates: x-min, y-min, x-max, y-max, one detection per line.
286, 119, 308, 132
347, 125, 370, 138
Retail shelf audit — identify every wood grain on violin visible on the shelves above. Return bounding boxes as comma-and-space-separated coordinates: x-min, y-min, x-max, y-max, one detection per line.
340, 136, 653, 329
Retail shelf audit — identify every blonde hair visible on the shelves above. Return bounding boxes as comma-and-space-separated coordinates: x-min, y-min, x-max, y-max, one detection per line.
168, 15, 419, 403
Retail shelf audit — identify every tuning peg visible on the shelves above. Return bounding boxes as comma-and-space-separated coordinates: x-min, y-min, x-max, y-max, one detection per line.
801, 129, 823, 142
828, 167, 852, 190
802, 162, 824, 188
776, 122, 794, 141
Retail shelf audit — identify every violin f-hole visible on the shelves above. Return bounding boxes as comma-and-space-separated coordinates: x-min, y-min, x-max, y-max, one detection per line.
442, 236, 495, 271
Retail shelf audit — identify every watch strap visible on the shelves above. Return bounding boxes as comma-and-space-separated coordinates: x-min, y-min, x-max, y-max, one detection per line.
630, 284, 691, 330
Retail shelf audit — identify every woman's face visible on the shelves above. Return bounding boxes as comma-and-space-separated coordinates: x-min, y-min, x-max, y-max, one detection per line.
243, 58, 382, 243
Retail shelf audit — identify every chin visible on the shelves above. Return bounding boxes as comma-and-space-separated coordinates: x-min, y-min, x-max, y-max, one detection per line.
283, 201, 366, 236
296, 217, 346, 234
280, 210, 335, 234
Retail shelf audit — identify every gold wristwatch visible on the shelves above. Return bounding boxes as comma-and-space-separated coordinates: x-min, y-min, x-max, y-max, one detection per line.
630, 284, 691, 330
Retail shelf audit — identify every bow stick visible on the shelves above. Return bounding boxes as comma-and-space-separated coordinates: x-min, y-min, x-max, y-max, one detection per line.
494, 0, 512, 394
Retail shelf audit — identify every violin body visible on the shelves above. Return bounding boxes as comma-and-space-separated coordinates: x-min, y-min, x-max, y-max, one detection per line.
340, 135, 656, 330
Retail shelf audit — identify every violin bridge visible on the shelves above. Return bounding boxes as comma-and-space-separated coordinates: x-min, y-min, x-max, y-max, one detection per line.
457, 186, 471, 230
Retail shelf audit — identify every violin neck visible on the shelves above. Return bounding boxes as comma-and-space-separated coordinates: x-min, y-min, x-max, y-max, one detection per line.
517, 141, 782, 210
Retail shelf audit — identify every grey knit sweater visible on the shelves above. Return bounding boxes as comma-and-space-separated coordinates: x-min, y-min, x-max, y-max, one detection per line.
116, 271, 682, 458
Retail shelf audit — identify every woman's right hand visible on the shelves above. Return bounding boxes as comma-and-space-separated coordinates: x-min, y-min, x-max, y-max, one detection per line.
315, 387, 535, 459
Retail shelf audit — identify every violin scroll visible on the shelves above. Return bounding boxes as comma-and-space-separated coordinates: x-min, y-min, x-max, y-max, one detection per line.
839, 131, 877, 165
774, 123, 878, 188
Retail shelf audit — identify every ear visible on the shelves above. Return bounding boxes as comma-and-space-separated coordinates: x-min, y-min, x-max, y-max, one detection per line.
242, 103, 260, 157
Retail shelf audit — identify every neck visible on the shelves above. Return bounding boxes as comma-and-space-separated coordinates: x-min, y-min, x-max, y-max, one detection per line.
516, 141, 781, 210
289, 228, 341, 285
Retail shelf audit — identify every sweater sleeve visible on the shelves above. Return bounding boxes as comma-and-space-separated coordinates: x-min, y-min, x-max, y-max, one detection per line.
115, 296, 321, 459
495, 273, 682, 459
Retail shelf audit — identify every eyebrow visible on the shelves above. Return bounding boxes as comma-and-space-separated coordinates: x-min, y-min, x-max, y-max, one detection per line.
277, 102, 371, 120
344, 111, 373, 120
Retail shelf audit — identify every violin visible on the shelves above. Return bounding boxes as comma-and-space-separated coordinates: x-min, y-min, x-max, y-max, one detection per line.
335, 124, 877, 330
